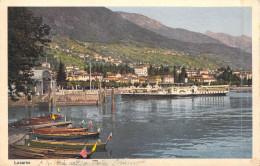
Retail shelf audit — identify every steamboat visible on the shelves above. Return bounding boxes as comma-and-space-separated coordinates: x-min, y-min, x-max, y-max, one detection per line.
121, 85, 229, 98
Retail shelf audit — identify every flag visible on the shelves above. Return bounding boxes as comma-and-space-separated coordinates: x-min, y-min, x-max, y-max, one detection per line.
90, 121, 93, 127
92, 140, 98, 152
52, 113, 55, 120
81, 119, 85, 124
107, 132, 112, 142
97, 124, 101, 132
80, 145, 87, 158
58, 108, 60, 113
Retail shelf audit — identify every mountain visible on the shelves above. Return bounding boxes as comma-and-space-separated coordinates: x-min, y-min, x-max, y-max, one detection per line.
28, 7, 251, 70
205, 31, 252, 53
117, 11, 224, 45
29, 7, 186, 47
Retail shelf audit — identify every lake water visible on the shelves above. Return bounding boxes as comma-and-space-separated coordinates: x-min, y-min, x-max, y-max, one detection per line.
8, 89, 252, 158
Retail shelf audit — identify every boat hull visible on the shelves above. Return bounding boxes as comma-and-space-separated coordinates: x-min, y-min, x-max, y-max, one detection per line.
121, 92, 227, 98
33, 127, 88, 134
29, 132, 100, 140
9, 144, 91, 159
29, 114, 62, 124
9, 114, 62, 127
25, 139, 107, 152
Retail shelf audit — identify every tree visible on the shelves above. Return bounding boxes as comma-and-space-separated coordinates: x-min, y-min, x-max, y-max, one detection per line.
248, 79, 252, 86
142, 83, 148, 88
227, 65, 231, 71
134, 82, 140, 87
173, 65, 178, 83
8, 8, 50, 101
179, 66, 186, 83
148, 64, 156, 76
217, 66, 241, 85
242, 77, 248, 86
56, 60, 67, 88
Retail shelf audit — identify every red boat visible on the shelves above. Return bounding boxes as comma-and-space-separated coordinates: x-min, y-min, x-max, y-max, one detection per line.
9, 114, 62, 127
33, 127, 88, 134
29, 114, 61, 124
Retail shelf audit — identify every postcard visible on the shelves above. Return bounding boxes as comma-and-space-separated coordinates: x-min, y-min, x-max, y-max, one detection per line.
0, 0, 259, 165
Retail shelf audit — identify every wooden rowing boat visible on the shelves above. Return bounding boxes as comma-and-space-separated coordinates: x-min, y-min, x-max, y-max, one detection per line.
9, 144, 92, 159
29, 114, 61, 124
9, 148, 46, 159
29, 131, 100, 140
9, 148, 76, 159
27, 121, 72, 130
9, 114, 62, 127
25, 139, 107, 152
33, 127, 88, 134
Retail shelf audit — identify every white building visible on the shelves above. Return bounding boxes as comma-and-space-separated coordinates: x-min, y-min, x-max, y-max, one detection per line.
31, 69, 56, 95
162, 75, 174, 83
42, 62, 51, 69
134, 66, 148, 77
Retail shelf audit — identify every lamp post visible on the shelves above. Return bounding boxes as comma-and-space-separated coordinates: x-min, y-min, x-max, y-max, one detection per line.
89, 60, 92, 90
84, 55, 92, 90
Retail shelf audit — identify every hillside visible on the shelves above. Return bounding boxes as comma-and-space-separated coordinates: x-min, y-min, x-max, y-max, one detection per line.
118, 11, 224, 45
205, 31, 252, 53
28, 7, 251, 70
43, 36, 225, 70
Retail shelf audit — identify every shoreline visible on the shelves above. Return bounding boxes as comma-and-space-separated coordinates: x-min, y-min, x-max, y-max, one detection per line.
229, 86, 252, 90
8, 86, 252, 107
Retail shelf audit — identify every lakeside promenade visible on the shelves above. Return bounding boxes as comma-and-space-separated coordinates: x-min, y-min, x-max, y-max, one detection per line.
8, 86, 251, 107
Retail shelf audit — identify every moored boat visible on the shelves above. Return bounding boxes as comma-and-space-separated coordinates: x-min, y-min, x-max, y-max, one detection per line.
9, 148, 47, 159
121, 85, 229, 98
29, 131, 100, 140
9, 144, 92, 159
25, 139, 107, 152
29, 114, 61, 124
33, 127, 88, 134
27, 121, 72, 130
9, 114, 62, 127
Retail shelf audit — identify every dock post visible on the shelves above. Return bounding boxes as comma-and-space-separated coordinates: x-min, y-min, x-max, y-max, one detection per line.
53, 89, 56, 107
104, 86, 107, 104
111, 88, 115, 114
26, 96, 28, 108
98, 90, 102, 106
98, 81, 102, 106
32, 95, 35, 107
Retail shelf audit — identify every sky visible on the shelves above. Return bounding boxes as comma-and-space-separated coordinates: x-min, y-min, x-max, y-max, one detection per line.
107, 7, 252, 37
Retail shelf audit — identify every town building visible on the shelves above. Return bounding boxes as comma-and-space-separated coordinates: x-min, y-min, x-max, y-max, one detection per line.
138, 78, 146, 84
78, 54, 85, 58
76, 73, 90, 81
202, 78, 217, 85
134, 66, 148, 77
102, 57, 109, 62
118, 77, 131, 84
161, 75, 174, 83
103, 77, 120, 83
186, 70, 198, 77
31, 69, 56, 95
199, 70, 210, 75
188, 75, 204, 83
66, 65, 74, 72
42, 62, 51, 69
107, 73, 122, 78
91, 73, 103, 81
188, 75, 217, 85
